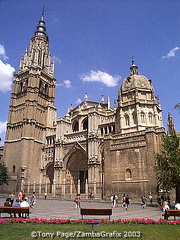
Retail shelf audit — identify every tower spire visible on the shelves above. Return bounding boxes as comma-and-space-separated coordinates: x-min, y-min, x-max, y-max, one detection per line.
42, 5, 45, 20
35, 7, 48, 40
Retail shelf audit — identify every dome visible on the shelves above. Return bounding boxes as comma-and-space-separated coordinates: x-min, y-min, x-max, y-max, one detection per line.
121, 74, 153, 91
120, 61, 153, 92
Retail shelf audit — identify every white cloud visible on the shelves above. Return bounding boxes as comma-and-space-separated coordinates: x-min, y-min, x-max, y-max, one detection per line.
0, 121, 7, 134
0, 44, 9, 60
76, 98, 82, 104
52, 56, 61, 63
56, 80, 72, 88
80, 70, 121, 87
0, 60, 15, 92
162, 47, 180, 58
64, 80, 72, 88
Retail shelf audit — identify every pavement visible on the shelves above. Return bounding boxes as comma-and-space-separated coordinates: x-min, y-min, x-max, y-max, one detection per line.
0, 194, 178, 221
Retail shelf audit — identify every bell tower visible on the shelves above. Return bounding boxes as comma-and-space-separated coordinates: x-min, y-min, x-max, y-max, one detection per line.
3, 12, 57, 192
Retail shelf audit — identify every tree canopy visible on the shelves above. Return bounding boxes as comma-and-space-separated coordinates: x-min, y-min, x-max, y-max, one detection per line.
154, 132, 180, 202
0, 162, 9, 185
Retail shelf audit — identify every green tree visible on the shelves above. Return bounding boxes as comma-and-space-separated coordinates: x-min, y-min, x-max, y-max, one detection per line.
154, 132, 180, 202
0, 162, 9, 185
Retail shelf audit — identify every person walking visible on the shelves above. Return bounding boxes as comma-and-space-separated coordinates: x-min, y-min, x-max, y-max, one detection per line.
125, 195, 130, 210
157, 194, 162, 210
44, 192, 47, 200
141, 195, 147, 208
74, 194, 81, 209
30, 192, 36, 208
89, 192, 94, 203
122, 194, 126, 208
149, 194, 153, 205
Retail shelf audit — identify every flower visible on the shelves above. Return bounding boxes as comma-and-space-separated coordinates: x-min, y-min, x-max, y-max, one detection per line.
0, 218, 179, 225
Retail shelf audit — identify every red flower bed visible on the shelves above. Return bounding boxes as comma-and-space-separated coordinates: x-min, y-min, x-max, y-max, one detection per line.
0, 218, 179, 224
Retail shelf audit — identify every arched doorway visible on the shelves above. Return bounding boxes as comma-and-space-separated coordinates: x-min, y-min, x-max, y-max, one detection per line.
66, 149, 88, 194
46, 163, 54, 193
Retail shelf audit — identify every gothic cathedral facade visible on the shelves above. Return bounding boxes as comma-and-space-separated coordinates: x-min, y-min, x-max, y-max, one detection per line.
3, 14, 165, 198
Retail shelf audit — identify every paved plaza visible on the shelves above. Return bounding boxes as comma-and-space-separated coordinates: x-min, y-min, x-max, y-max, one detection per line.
0, 194, 178, 221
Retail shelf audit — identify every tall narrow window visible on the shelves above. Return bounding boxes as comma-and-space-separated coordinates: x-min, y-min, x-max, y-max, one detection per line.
101, 128, 103, 136
125, 114, 130, 126
39, 80, 43, 92
148, 113, 153, 123
44, 83, 48, 94
20, 82, 23, 92
140, 112, 145, 123
132, 112, 137, 125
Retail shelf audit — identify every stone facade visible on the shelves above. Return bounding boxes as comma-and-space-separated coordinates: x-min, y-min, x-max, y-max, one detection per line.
2, 14, 165, 198
3, 13, 56, 193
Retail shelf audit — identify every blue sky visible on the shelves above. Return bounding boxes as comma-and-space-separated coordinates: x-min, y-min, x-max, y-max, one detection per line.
0, 0, 180, 144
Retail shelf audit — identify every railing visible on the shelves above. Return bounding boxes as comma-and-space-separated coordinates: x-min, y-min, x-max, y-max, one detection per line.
22, 181, 102, 199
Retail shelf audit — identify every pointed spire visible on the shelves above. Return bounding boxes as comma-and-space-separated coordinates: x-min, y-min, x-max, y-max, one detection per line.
130, 60, 139, 75
65, 106, 70, 117
35, 7, 48, 40
101, 95, 104, 104
69, 104, 73, 111
42, 5, 45, 21
84, 93, 88, 101
107, 96, 110, 109
156, 95, 161, 109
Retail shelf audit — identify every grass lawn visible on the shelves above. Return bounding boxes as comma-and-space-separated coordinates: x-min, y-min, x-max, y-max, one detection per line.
0, 222, 179, 240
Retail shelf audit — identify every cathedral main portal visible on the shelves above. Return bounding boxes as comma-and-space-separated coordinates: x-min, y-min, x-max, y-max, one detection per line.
66, 149, 88, 194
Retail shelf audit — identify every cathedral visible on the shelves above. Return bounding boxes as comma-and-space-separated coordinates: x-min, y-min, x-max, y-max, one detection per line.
3, 13, 165, 199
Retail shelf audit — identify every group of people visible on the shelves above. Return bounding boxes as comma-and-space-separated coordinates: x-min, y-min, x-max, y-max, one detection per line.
159, 195, 180, 216
110, 194, 130, 210
110, 195, 118, 208
121, 194, 130, 210
157, 194, 171, 209
4, 190, 36, 210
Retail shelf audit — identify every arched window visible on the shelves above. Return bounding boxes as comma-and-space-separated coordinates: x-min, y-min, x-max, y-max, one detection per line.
112, 125, 115, 133
101, 128, 103, 135
148, 112, 153, 123
124, 114, 130, 126
72, 120, 79, 132
20, 82, 23, 92
105, 127, 107, 134
140, 112, 145, 123
13, 165, 16, 173
132, 112, 137, 125
82, 117, 88, 130
39, 80, 43, 92
44, 83, 48, 94
126, 168, 132, 179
